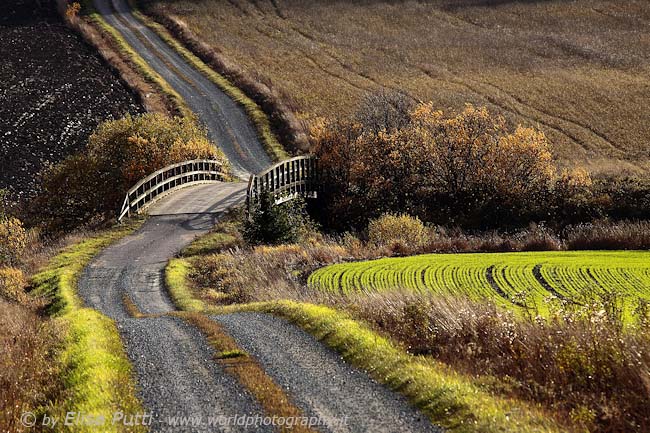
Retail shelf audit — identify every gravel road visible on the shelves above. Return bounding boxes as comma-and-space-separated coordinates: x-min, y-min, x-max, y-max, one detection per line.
79, 182, 247, 319
79, 182, 263, 431
215, 313, 441, 433
119, 316, 272, 433
77, 3, 440, 430
93, 0, 272, 178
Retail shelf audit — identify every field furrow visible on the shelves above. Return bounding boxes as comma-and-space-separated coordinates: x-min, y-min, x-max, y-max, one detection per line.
308, 251, 650, 318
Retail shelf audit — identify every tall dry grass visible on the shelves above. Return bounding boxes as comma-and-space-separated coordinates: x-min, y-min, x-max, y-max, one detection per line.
0, 285, 63, 433
188, 215, 650, 432
351, 292, 650, 432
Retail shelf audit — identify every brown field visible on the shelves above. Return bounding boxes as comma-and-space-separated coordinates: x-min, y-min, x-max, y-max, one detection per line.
142, 0, 650, 172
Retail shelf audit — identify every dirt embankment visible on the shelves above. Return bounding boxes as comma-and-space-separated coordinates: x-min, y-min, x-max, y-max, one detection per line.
0, 0, 144, 202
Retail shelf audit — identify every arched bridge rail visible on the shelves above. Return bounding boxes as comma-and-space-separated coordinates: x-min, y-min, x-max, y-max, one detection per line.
247, 155, 318, 210
118, 159, 227, 221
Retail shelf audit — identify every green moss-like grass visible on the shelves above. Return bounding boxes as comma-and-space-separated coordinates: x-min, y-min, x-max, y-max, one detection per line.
31, 220, 145, 433
165, 258, 206, 312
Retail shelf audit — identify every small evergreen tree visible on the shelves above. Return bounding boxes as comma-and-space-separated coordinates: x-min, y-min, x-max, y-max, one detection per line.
244, 193, 314, 245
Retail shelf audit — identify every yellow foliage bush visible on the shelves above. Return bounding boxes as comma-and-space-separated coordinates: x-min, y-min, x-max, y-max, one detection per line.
0, 217, 27, 266
38, 114, 229, 230
368, 213, 429, 247
0, 267, 27, 304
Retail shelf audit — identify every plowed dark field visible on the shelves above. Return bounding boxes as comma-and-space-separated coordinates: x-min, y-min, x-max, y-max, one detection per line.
0, 0, 143, 201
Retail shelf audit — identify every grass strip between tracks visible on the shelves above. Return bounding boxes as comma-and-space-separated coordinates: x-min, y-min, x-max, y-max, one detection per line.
165, 257, 563, 433
80, 0, 193, 118
176, 312, 320, 433
31, 220, 145, 433
166, 261, 319, 432
128, 3, 289, 162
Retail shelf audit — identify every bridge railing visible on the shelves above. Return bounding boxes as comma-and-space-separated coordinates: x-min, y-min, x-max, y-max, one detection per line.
118, 159, 227, 221
247, 155, 318, 210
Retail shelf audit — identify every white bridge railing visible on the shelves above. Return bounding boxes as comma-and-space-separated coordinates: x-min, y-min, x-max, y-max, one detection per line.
118, 159, 227, 221
247, 155, 318, 210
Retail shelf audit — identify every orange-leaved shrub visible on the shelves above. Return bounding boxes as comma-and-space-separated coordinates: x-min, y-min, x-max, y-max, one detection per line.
313, 104, 556, 229
367, 213, 429, 249
34, 114, 228, 230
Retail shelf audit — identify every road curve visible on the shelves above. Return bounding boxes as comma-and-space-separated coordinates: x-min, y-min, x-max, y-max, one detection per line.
79, 183, 261, 432
93, 0, 272, 178
78, 5, 439, 430
78, 182, 438, 432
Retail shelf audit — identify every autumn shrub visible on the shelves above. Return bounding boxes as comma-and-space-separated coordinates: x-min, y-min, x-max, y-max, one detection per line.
34, 114, 228, 230
0, 217, 27, 266
367, 213, 429, 249
65, 1, 81, 18
313, 104, 556, 230
0, 267, 28, 304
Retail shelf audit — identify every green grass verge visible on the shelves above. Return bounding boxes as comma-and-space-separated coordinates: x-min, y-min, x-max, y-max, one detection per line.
164, 258, 563, 433
80, 0, 192, 118
180, 231, 239, 257
165, 258, 206, 312
31, 220, 145, 433
308, 250, 650, 320
129, 5, 289, 162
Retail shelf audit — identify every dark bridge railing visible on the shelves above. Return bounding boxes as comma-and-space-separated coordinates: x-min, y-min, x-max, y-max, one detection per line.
118, 159, 227, 221
247, 155, 318, 210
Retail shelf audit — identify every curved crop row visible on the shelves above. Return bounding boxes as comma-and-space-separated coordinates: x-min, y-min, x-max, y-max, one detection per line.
308, 251, 650, 316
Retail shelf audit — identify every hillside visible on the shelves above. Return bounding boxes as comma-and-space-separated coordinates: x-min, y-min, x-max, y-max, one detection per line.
0, 0, 143, 200
143, 0, 650, 173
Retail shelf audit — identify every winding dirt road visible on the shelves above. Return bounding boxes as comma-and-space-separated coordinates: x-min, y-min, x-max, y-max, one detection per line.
79, 2, 440, 431
93, 0, 271, 178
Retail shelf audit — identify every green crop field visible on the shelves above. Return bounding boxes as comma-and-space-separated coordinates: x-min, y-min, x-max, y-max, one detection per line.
308, 251, 650, 316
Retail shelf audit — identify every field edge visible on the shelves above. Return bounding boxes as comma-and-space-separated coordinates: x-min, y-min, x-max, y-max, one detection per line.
164, 257, 564, 433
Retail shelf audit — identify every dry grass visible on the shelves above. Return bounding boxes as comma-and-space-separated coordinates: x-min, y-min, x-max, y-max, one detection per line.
351, 293, 650, 432
0, 295, 62, 433
142, 0, 650, 173
185, 216, 650, 432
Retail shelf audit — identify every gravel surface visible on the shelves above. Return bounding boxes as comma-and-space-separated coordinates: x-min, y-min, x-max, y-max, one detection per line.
93, 0, 272, 179
0, 0, 143, 201
119, 316, 272, 433
79, 182, 246, 318
214, 313, 441, 433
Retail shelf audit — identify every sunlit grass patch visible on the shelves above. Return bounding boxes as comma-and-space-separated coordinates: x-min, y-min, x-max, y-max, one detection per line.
31, 220, 145, 433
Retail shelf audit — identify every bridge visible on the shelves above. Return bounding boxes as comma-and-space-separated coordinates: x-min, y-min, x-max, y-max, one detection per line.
118, 155, 318, 221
